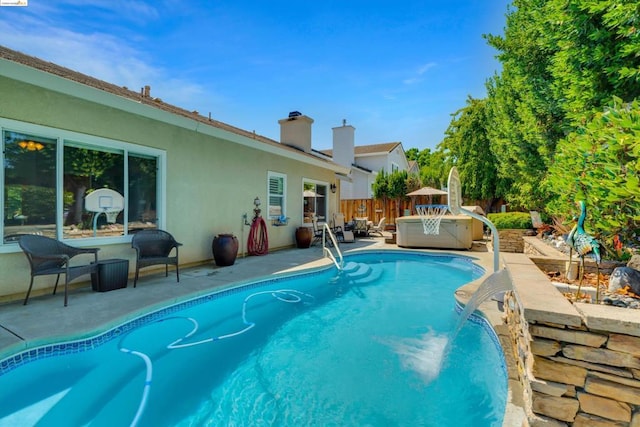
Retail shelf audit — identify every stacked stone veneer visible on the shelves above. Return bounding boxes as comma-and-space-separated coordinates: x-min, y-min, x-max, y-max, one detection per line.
502, 252, 640, 426
490, 229, 536, 253
523, 236, 623, 275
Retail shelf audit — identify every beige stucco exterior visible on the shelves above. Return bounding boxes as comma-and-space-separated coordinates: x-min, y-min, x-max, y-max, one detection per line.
0, 53, 349, 302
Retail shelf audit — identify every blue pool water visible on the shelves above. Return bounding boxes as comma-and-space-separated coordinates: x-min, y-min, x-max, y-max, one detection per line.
0, 251, 507, 426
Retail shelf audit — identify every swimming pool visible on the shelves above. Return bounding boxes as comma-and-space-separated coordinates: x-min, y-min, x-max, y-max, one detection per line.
0, 251, 506, 426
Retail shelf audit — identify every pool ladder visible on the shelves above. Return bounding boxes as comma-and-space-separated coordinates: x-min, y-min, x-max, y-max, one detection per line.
322, 223, 344, 270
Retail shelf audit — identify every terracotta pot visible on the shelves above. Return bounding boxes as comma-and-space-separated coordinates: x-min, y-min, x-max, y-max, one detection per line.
295, 227, 312, 248
212, 234, 239, 266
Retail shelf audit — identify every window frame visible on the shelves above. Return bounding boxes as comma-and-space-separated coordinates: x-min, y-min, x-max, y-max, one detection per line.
302, 178, 329, 222
266, 171, 287, 220
0, 117, 166, 252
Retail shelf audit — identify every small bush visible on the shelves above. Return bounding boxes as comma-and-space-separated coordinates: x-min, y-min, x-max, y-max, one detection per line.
487, 212, 533, 230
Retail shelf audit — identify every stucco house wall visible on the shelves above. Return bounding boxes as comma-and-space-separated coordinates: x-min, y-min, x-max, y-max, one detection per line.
356, 145, 409, 174
0, 48, 348, 302
345, 168, 375, 200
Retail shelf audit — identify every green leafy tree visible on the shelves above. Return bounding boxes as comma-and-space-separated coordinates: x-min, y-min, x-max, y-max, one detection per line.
439, 97, 507, 212
387, 170, 408, 219
484, 0, 564, 210
546, 1, 640, 118
405, 173, 422, 194
418, 148, 449, 190
405, 148, 419, 162
372, 169, 390, 218
546, 97, 640, 252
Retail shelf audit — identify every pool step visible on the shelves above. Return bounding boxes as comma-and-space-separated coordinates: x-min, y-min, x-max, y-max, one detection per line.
344, 263, 371, 280
341, 261, 360, 273
351, 264, 383, 285
338, 262, 382, 286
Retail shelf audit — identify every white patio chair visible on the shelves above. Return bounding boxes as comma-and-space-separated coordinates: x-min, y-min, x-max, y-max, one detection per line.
369, 217, 386, 236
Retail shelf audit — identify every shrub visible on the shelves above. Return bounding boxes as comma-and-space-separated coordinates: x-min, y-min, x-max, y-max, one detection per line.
487, 212, 533, 230
546, 97, 640, 251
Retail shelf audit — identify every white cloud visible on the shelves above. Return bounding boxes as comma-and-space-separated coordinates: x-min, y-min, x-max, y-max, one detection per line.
402, 77, 421, 85
0, 8, 220, 115
403, 61, 437, 85
417, 62, 437, 75
50, 0, 160, 22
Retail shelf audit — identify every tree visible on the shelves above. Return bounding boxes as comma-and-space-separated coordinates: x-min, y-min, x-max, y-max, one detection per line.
546, 1, 640, 118
418, 148, 449, 190
405, 148, 419, 162
484, 0, 564, 210
439, 97, 507, 213
372, 169, 390, 218
483, 0, 640, 211
387, 170, 409, 219
546, 97, 640, 252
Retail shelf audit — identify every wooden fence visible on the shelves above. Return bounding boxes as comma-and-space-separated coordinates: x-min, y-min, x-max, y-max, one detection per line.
339, 197, 492, 228
339, 199, 412, 227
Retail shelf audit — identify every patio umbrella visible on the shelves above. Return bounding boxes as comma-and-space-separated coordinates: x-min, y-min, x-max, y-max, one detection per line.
406, 186, 448, 212
406, 187, 448, 197
303, 190, 324, 197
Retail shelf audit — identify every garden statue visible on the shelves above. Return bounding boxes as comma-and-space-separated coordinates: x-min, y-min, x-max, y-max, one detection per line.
567, 201, 603, 302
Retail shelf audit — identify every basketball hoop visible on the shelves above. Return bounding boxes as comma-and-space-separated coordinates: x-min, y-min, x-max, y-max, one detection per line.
84, 188, 124, 237
104, 210, 120, 224
416, 204, 449, 235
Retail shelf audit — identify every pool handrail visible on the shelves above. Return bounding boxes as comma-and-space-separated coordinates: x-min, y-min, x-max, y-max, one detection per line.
322, 223, 344, 270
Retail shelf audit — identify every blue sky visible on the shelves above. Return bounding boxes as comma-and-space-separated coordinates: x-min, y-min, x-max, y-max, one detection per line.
0, 1, 509, 152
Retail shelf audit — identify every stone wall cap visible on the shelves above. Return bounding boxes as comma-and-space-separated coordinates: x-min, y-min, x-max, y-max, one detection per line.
574, 303, 640, 338
504, 253, 582, 327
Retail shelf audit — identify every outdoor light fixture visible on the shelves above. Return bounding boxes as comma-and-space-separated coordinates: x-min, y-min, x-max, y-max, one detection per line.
330, 183, 337, 193
253, 196, 262, 218
18, 140, 44, 151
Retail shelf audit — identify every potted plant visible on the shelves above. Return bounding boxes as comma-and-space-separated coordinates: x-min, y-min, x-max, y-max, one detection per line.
212, 233, 239, 266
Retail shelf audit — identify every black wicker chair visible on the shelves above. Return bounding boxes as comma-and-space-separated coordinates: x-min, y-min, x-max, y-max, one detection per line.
131, 229, 182, 287
18, 235, 100, 306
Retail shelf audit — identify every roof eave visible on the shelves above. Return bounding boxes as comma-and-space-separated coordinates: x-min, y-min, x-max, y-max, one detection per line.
0, 57, 350, 175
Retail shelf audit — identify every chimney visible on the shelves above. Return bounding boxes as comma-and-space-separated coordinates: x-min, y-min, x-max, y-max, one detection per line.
332, 119, 355, 168
278, 111, 314, 153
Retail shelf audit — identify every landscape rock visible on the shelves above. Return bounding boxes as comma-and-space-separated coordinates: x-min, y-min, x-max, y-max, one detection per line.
627, 255, 640, 271
608, 267, 640, 295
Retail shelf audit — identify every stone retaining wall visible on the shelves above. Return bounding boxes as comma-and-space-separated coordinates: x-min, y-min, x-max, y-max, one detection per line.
524, 236, 623, 275
490, 229, 536, 253
502, 252, 640, 426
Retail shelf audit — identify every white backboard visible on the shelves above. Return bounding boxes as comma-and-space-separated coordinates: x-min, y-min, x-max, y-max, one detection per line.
447, 167, 462, 215
85, 188, 124, 212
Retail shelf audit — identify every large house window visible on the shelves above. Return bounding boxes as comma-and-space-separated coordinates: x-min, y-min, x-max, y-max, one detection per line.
1, 121, 163, 246
63, 143, 125, 239
3, 131, 57, 242
128, 154, 158, 227
267, 171, 286, 220
303, 180, 328, 222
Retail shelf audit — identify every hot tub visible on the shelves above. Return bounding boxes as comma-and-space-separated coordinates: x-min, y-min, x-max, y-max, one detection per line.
396, 215, 473, 249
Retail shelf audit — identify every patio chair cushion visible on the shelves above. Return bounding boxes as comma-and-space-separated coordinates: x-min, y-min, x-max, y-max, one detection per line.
342, 230, 355, 243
